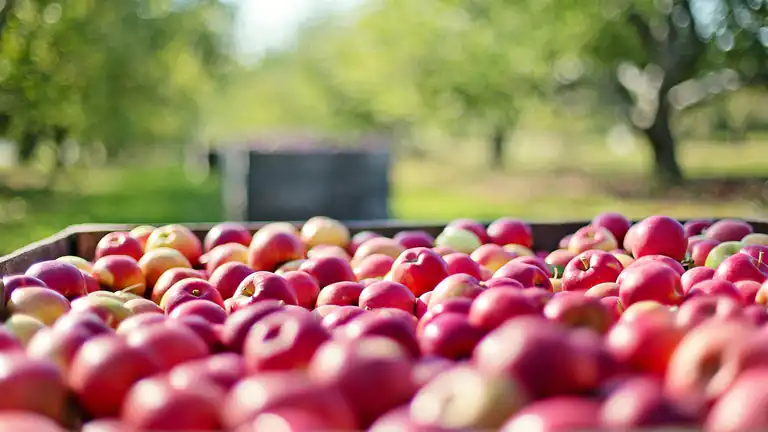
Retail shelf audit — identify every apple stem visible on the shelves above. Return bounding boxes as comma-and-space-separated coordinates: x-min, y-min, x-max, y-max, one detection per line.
581, 257, 589, 269
759, 251, 764, 266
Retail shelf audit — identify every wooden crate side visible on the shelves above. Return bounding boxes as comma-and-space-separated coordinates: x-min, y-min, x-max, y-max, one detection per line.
0, 230, 76, 276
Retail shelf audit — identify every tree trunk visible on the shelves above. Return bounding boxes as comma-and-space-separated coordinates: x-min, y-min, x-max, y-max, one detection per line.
489, 125, 507, 171
641, 95, 684, 185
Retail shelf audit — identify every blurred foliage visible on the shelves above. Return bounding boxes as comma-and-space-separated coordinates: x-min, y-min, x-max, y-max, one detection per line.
0, 0, 235, 163
216, 0, 767, 183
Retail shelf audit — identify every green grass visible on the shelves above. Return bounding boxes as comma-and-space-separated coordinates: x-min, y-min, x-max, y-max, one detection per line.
1, 137, 767, 255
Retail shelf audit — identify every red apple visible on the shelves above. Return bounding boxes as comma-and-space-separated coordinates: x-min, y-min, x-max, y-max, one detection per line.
25, 261, 87, 299
26, 324, 94, 375
7, 286, 71, 326
56, 256, 94, 274
601, 375, 694, 429
561, 250, 623, 292
359, 280, 416, 313
248, 230, 306, 272
568, 226, 619, 254
600, 296, 625, 324
1, 275, 49, 303
428, 273, 484, 309
691, 239, 720, 267
618, 262, 683, 307
352, 237, 406, 265
411, 356, 456, 388
735, 280, 761, 304
243, 311, 330, 372
482, 277, 524, 290
308, 337, 417, 427
501, 397, 602, 432
447, 218, 489, 243
79, 270, 101, 294
353, 254, 394, 280
145, 224, 203, 265
149, 267, 203, 304
339, 311, 420, 358
681, 267, 715, 295
124, 321, 209, 371
298, 256, 356, 288
393, 230, 435, 249
492, 262, 552, 290
274, 259, 306, 275
705, 218, 753, 242
320, 305, 367, 330
442, 252, 483, 279
592, 211, 632, 245
121, 375, 222, 431
168, 352, 246, 393
543, 291, 613, 334
508, 255, 551, 277
240, 409, 335, 432
129, 225, 155, 249
626, 255, 685, 276
418, 298, 473, 333
94, 232, 144, 261
486, 218, 532, 248
279, 270, 320, 310
220, 300, 285, 353
605, 312, 684, 376
116, 313, 166, 336
687, 279, 743, 303
630, 216, 687, 261
389, 247, 449, 297
69, 334, 162, 418
348, 230, 381, 255
208, 262, 253, 301
544, 249, 577, 279
203, 243, 248, 275
470, 243, 516, 273
415, 292, 430, 318
468, 288, 539, 331
0, 326, 23, 352
705, 368, 768, 432
204, 222, 252, 252
714, 252, 768, 284
0, 412, 68, 432
160, 278, 225, 314
315, 281, 365, 307
300, 216, 350, 249
0, 353, 67, 422
684, 219, 712, 237
137, 248, 192, 289
584, 282, 620, 298
675, 295, 742, 330
123, 297, 163, 315
91, 255, 146, 297
418, 312, 484, 360
229, 272, 298, 312
168, 299, 227, 324
308, 245, 351, 261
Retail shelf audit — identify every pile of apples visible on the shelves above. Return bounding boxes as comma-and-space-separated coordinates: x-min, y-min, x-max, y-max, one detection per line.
0, 214, 767, 431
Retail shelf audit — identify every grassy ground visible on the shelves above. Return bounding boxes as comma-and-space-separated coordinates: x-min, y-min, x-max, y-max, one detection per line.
1, 137, 766, 255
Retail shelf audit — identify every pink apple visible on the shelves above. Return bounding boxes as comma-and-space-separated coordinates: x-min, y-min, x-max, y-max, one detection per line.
229, 272, 298, 312
150, 267, 205, 304
468, 288, 539, 331
204, 222, 252, 252
684, 219, 713, 237
315, 281, 365, 307
94, 232, 144, 261
359, 281, 416, 313
298, 256, 357, 288
486, 218, 532, 248
220, 300, 285, 353
281, 270, 320, 310
482, 277, 524, 290
443, 253, 483, 279
393, 230, 435, 249
348, 231, 381, 256
428, 274, 484, 310
243, 311, 330, 372
168, 299, 227, 324
630, 216, 687, 261
25, 261, 87, 299
159, 278, 225, 314
339, 311, 420, 358
418, 312, 484, 360
618, 262, 683, 306
352, 254, 395, 280
561, 250, 623, 292
736, 280, 761, 304
568, 226, 619, 254
389, 247, 449, 297
681, 267, 716, 295
705, 219, 753, 242
690, 239, 720, 267
470, 243, 516, 273
492, 262, 552, 290
687, 279, 743, 303
714, 252, 768, 284
626, 255, 685, 276
592, 212, 632, 245
208, 262, 253, 301
446, 218, 489, 243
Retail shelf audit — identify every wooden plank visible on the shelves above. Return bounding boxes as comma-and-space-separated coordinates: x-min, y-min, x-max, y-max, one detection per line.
0, 229, 76, 276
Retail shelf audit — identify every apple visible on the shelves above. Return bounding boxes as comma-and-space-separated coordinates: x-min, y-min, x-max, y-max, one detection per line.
544, 249, 577, 279
300, 216, 350, 249
275, 259, 307, 275
743, 233, 768, 246
684, 219, 712, 237
229, 272, 298, 312
279, 270, 320, 310
348, 230, 381, 255
470, 243, 517, 273
159, 278, 224, 314
568, 226, 618, 254
0, 325, 23, 352
145, 224, 203, 265
124, 321, 209, 371
486, 218, 533, 248
78, 270, 100, 294
481, 277, 524, 290
442, 252, 483, 279
220, 300, 285, 353
467, 288, 538, 331
503, 397, 602, 431
508, 255, 551, 277
736, 280, 761, 304
714, 252, 768, 284
543, 292, 613, 334
619, 300, 673, 323
605, 312, 685, 376
69, 334, 162, 418
0, 352, 67, 423
352, 254, 394, 280
409, 365, 525, 430
243, 311, 330, 372
473, 316, 599, 399
90, 255, 146, 297
256, 222, 300, 237
26, 324, 95, 375
613, 252, 636, 268
94, 232, 144, 261
204, 222, 252, 252
137, 248, 192, 289
675, 295, 741, 330
520, 287, 554, 311
208, 262, 253, 302
201, 243, 248, 275
298, 256, 356, 288
630, 216, 687, 261
492, 262, 552, 290
7, 287, 70, 326
428, 274, 484, 310
690, 239, 720, 267
389, 247, 449, 297
687, 279, 743, 303
1, 275, 48, 303
248, 230, 306, 272
359, 280, 416, 313
705, 241, 746, 269
742, 244, 768, 261
706, 218, 753, 242
315, 281, 365, 307
681, 267, 716, 294
592, 211, 632, 245
502, 244, 535, 257
121, 375, 222, 431
418, 298, 473, 333
70, 296, 133, 329
432, 245, 458, 256
239, 408, 336, 432
116, 313, 166, 336
411, 356, 455, 388
600, 296, 625, 324
560, 250, 623, 292
3, 314, 45, 346
626, 255, 685, 276
168, 352, 246, 393
415, 292, 430, 319
308, 337, 417, 427
618, 262, 683, 307
584, 282, 620, 298
307, 245, 351, 261
222, 371, 357, 431
339, 311, 420, 358
25, 261, 87, 299
53, 311, 112, 336
434, 227, 482, 254
55, 255, 93, 273
393, 230, 435, 249
559, 234, 573, 249
446, 218, 489, 243
320, 306, 367, 331
705, 368, 768, 432
600, 375, 694, 429
168, 299, 227, 324
129, 225, 155, 249
418, 312, 484, 360
0, 412, 68, 431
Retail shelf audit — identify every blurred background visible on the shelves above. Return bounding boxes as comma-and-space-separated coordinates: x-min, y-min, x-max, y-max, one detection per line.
0, 0, 767, 254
